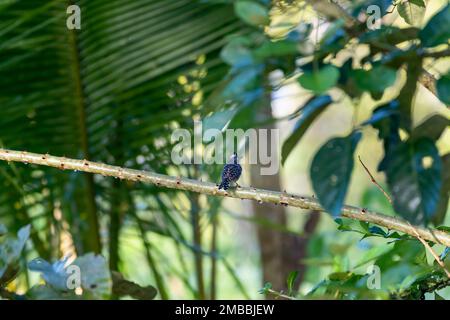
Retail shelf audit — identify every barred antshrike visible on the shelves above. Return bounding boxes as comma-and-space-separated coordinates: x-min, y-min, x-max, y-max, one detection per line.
218, 152, 242, 190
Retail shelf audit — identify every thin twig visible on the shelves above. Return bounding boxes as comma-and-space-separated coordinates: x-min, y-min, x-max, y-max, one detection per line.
266, 288, 298, 300
408, 222, 450, 279
357, 154, 450, 278
0, 148, 449, 246
358, 156, 393, 204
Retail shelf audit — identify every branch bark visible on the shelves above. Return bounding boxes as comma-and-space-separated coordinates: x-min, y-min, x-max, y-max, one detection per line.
0, 148, 449, 246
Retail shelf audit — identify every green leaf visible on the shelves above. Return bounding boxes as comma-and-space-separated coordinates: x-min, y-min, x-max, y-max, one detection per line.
411, 114, 449, 142
253, 39, 299, 59
436, 73, 450, 105
286, 271, 299, 296
419, 4, 450, 47
281, 95, 332, 165
436, 226, 450, 233
221, 36, 254, 67
397, 0, 426, 27
374, 240, 428, 291
385, 138, 442, 224
365, 101, 401, 171
354, 244, 393, 268
328, 271, 353, 281
234, 1, 269, 27
0, 224, 30, 282
222, 66, 263, 104
258, 282, 272, 294
28, 257, 70, 291
73, 253, 112, 299
352, 66, 397, 94
335, 218, 369, 234
28, 253, 112, 299
27, 284, 78, 300
298, 65, 340, 94
311, 131, 362, 217
203, 108, 238, 135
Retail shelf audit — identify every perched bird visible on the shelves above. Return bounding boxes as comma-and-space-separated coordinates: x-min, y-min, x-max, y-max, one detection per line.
218, 152, 242, 190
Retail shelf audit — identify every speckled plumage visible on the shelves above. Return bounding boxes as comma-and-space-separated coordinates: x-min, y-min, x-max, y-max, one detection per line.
218, 153, 242, 190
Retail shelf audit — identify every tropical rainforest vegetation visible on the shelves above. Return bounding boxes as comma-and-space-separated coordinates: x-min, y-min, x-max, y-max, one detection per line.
0, 0, 449, 300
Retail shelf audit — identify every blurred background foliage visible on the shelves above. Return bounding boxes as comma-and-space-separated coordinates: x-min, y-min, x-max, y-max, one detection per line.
0, 0, 449, 300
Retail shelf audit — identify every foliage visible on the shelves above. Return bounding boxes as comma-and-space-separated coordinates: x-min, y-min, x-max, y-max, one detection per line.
0, 224, 155, 299
0, 0, 449, 300
217, 0, 450, 300
218, 0, 450, 226
0, 0, 248, 300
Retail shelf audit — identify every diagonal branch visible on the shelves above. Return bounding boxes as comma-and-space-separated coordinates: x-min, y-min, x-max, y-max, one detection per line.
357, 154, 450, 278
0, 148, 449, 246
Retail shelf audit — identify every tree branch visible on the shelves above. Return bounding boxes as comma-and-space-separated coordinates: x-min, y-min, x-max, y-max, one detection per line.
0, 148, 449, 246
304, 0, 444, 99
391, 271, 450, 299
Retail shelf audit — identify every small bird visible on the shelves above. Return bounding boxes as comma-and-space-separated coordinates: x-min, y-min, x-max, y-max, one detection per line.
218, 152, 242, 190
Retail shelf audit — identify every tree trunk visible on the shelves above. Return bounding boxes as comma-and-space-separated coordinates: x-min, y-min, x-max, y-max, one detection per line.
250, 92, 319, 296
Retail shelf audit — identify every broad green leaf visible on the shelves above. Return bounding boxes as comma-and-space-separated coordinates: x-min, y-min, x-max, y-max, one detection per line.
419, 4, 450, 47
298, 65, 340, 94
286, 271, 299, 296
352, 66, 397, 94
436, 226, 450, 233
311, 131, 362, 217
354, 244, 393, 268
28, 257, 70, 291
385, 138, 442, 224
221, 36, 254, 67
411, 114, 449, 142
335, 218, 369, 234
73, 253, 112, 299
203, 108, 238, 135
234, 1, 269, 27
253, 39, 299, 59
0, 224, 30, 282
328, 271, 353, 281
281, 95, 332, 165
365, 101, 401, 171
397, 0, 426, 27
362, 102, 399, 127
320, 25, 347, 55
436, 73, 450, 105
222, 66, 263, 102
28, 253, 112, 299
27, 285, 78, 300
374, 240, 428, 291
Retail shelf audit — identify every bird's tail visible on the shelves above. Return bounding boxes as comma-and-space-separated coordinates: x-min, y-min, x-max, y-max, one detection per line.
218, 180, 229, 190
